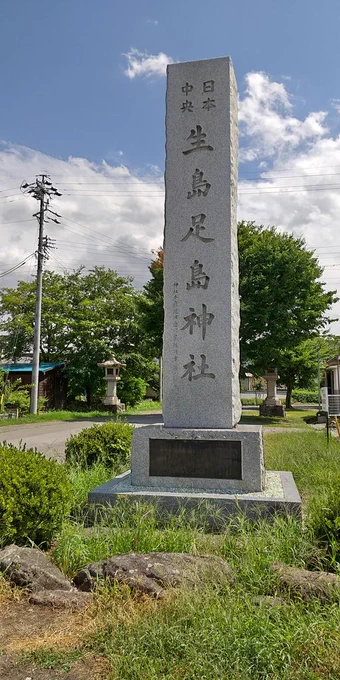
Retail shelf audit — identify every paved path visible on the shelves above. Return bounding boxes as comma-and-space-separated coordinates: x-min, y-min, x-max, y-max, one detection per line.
0, 414, 163, 462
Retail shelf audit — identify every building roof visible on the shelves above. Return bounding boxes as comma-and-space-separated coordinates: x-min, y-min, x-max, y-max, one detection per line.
326, 357, 340, 368
98, 354, 124, 367
0, 362, 65, 373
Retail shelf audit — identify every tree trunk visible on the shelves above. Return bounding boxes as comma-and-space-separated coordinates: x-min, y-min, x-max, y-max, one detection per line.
285, 380, 293, 409
86, 386, 92, 407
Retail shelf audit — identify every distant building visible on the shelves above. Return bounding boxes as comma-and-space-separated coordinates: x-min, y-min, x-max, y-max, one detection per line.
0, 362, 67, 409
325, 357, 340, 395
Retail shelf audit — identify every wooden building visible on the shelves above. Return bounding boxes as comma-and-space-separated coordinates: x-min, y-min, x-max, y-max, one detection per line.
0, 362, 67, 409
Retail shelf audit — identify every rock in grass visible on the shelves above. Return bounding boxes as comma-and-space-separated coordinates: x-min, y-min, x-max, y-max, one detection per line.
0, 545, 72, 592
74, 552, 234, 597
29, 589, 92, 610
252, 595, 286, 608
271, 561, 340, 603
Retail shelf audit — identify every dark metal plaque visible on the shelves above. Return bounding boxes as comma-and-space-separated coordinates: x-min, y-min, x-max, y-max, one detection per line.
149, 439, 242, 479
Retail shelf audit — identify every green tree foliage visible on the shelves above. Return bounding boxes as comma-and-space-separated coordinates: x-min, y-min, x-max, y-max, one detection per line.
138, 248, 164, 357
0, 267, 154, 405
238, 221, 337, 372
139, 225, 337, 399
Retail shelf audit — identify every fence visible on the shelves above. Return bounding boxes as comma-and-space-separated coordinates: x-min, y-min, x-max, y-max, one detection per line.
329, 395, 340, 416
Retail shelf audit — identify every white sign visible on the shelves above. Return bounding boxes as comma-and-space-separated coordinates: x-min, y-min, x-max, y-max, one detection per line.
321, 387, 329, 412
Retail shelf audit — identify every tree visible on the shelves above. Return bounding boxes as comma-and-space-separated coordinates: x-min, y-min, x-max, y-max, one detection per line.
277, 341, 319, 408
0, 267, 155, 405
238, 221, 337, 377
138, 248, 164, 357
139, 224, 338, 402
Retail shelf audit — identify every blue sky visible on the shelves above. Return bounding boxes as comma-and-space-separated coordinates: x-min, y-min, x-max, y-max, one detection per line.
1, 0, 340, 169
1, 0, 340, 329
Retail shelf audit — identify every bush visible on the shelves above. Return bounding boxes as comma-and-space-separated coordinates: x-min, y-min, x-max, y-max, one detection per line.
292, 389, 318, 404
0, 443, 71, 546
118, 375, 146, 406
65, 420, 133, 469
310, 482, 340, 569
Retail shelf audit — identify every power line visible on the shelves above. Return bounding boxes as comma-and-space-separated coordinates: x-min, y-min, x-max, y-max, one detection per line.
0, 252, 35, 279
0, 219, 35, 226
61, 216, 153, 260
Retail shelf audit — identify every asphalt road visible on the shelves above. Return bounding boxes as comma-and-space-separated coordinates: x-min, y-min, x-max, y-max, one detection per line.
0, 414, 163, 462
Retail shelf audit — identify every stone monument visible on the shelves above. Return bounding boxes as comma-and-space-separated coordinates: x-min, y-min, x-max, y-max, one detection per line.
98, 355, 125, 412
89, 57, 300, 517
259, 368, 285, 418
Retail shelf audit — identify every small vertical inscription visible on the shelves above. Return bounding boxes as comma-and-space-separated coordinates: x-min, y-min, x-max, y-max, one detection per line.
173, 282, 179, 364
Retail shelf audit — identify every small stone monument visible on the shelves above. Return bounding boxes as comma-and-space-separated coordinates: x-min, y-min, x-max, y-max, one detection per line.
90, 57, 300, 517
98, 355, 125, 412
259, 369, 285, 418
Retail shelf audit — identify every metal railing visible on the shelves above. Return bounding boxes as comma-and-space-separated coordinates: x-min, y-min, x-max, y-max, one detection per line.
329, 395, 340, 416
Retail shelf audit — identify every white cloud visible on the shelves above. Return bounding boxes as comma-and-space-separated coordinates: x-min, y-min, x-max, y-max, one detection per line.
0, 143, 164, 291
122, 48, 174, 79
145, 18, 158, 26
238, 72, 340, 332
1, 71, 340, 333
331, 98, 340, 114
239, 72, 328, 161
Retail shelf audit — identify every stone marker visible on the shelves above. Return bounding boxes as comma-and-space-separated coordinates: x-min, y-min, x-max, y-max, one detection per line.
259, 368, 285, 418
89, 57, 301, 518
163, 57, 240, 430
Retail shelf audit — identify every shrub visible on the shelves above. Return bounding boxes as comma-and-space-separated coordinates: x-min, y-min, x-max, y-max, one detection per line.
0, 443, 71, 546
118, 375, 146, 406
310, 482, 340, 569
291, 389, 318, 404
65, 420, 133, 469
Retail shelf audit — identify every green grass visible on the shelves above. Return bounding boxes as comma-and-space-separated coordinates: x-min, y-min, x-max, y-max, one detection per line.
241, 408, 317, 428
10, 427, 340, 678
0, 399, 161, 427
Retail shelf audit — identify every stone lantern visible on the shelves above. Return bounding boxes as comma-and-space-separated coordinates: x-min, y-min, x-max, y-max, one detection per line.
98, 355, 125, 412
259, 368, 285, 417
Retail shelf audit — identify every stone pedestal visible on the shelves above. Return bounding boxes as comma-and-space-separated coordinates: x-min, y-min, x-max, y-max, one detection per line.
260, 369, 285, 418
131, 425, 264, 493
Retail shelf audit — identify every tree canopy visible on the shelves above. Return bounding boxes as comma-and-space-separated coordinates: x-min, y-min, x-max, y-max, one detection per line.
0, 266, 156, 404
238, 221, 337, 373
138, 222, 338, 398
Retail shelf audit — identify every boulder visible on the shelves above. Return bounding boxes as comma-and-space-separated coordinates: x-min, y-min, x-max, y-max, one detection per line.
252, 595, 286, 608
29, 589, 92, 610
0, 545, 72, 592
74, 552, 234, 597
271, 561, 340, 603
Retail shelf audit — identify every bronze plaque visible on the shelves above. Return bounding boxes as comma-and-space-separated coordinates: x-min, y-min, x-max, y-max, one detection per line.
149, 439, 242, 479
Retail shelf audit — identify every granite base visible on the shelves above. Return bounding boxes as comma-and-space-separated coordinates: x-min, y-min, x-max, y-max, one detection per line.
130, 424, 265, 493
259, 404, 286, 418
88, 470, 301, 521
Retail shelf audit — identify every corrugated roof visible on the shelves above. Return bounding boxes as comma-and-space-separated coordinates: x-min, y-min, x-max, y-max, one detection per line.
0, 362, 65, 373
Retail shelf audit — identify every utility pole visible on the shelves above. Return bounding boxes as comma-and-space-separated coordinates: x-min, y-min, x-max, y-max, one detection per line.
21, 175, 62, 414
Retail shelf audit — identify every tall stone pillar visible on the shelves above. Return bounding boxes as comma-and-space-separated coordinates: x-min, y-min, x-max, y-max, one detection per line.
89, 57, 300, 519
162, 57, 241, 429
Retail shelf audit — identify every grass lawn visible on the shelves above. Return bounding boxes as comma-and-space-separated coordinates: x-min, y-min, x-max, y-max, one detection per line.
241, 408, 317, 428
0, 403, 317, 430
3, 425, 340, 679
0, 399, 162, 427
